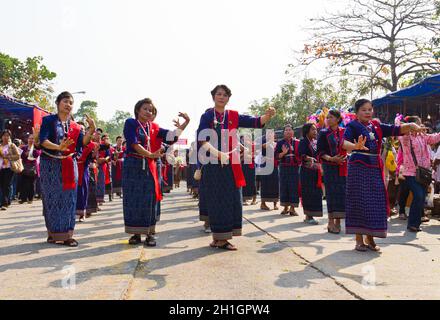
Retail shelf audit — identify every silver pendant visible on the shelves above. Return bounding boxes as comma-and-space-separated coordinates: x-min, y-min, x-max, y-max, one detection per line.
369, 132, 375, 140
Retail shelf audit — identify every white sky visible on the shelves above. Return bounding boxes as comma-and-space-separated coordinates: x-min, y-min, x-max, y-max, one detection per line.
0, 0, 347, 142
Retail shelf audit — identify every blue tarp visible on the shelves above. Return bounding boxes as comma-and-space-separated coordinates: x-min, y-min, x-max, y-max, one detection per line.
0, 94, 40, 120
373, 74, 440, 107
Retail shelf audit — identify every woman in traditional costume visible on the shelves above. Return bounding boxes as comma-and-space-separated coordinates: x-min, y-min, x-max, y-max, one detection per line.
275, 125, 301, 216
76, 124, 99, 222
317, 109, 347, 233
196, 85, 275, 251
122, 98, 189, 247
38, 92, 95, 247
342, 99, 424, 252
299, 123, 323, 225
111, 136, 125, 198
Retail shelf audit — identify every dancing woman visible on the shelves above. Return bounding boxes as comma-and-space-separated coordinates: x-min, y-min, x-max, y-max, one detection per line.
317, 109, 347, 234
275, 125, 301, 216
38, 92, 95, 247
342, 99, 424, 252
196, 84, 275, 251
299, 123, 323, 225
122, 98, 189, 247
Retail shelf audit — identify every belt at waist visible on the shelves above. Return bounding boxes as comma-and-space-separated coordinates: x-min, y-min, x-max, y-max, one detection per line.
351, 152, 379, 157
42, 150, 75, 160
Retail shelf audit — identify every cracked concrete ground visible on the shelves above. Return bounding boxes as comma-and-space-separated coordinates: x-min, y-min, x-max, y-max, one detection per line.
0, 187, 439, 300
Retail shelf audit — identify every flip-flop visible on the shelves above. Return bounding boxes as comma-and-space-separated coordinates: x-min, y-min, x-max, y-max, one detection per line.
355, 244, 368, 252
217, 242, 238, 251
63, 239, 79, 247
366, 244, 381, 252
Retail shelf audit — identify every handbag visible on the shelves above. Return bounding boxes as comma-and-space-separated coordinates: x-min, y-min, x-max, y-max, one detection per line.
409, 138, 432, 188
9, 144, 24, 174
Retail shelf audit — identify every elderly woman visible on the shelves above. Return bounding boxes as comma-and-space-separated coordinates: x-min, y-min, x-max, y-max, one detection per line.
38, 92, 95, 247
122, 98, 189, 247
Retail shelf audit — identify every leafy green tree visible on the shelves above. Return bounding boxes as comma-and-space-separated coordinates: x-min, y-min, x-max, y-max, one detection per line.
0, 53, 56, 110
104, 110, 131, 141
295, 0, 440, 92
74, 100, 99, 122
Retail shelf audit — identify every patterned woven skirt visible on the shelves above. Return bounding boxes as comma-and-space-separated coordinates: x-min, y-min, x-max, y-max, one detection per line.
163, 164, 174, 193
40, 157, 77, 241
112, 164, 122, 195
122, 157, 157, 235
242, 165, 256, 201
260, 166, 279, 203
346, 163, 388, 238
76, 166, 89, 218
202, 164, 242, 240
322, 163, 346, 219
300, 167, 323, 217
86, 168, 98, 216
186, 164, 194, 190
279, 166, 300, 207
96, 166, 106, 203
199, 166, 208, 223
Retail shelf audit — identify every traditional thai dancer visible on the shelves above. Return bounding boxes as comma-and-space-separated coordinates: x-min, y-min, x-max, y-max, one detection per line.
196, 84, 275, 251
38, 91, 95, 247
342, 99, 424, 252
111, 136, 124, 198
86, 131, 100, 216
317, 109, 347, 233
97, 135, 112, 205
299, 123, 323, 225
275, 125, 301, 216
122, 98, 189, 246
76, 123, 99, 222
259, 130, 279, 211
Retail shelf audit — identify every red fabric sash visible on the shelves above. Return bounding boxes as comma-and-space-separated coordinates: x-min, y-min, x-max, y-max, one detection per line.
337, 128, 348, 177
99, 150, 111, 185
77, 142, 97, 186
114, 146, 125, 181
228, 110, 247, 188
62, 122, 81, 191
147, 121, 163, 201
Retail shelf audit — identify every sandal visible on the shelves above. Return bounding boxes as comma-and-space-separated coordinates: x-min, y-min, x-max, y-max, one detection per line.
144, 236, 157, 247
129, 235, 142, 245
355, 244, 368, 252
217, 241, 238, 251
281, 208, 289, 215
63, 239, 79, 247
289, 208, 299, 216
47, 237, 56, 244
407, 226, 422, 233
327, 226, 340, 234
366, 244, 381, 252
210, 241, 219, 248
260, 203, 271, 211
421, 217, 430, 223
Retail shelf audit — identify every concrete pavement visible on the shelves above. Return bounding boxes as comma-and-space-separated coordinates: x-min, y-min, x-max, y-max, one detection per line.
0, 188, 439, 300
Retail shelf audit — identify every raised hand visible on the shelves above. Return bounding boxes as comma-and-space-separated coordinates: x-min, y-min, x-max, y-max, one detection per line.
354, 136, 369, 151
84, 114, 96, 131
59, 138, 75, 152
281, 144, 289, 154
265, 106, 276, 118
